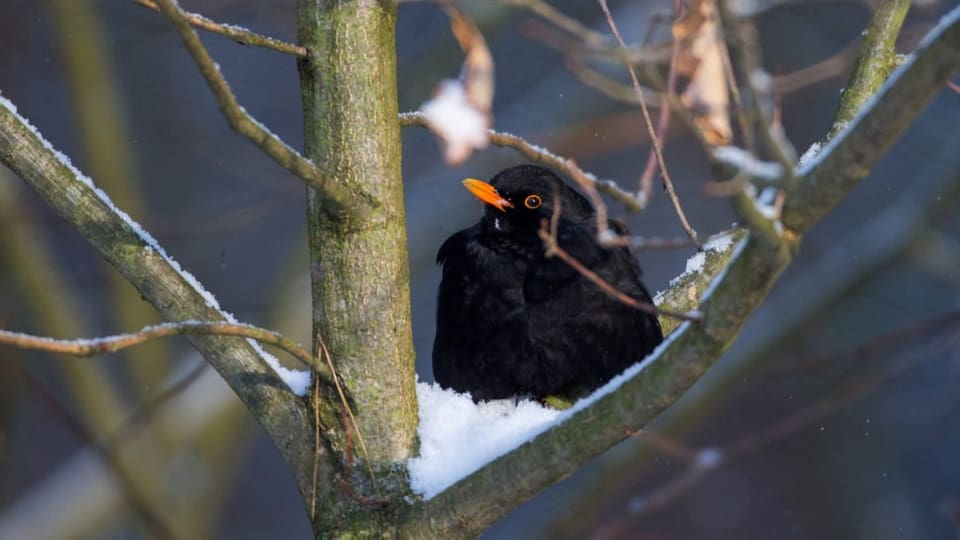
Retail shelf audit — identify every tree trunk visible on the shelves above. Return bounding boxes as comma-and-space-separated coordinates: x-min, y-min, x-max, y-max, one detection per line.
297, 0, 418, 535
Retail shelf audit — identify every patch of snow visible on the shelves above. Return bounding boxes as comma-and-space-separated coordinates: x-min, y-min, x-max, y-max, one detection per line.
749, 69, 773, 94
408, 382, 560, 498
0, 91, 310, 395
665, 230, 740, 289
409, 321, 694, 500
420, 80, 489, 165
798, 141, 821, 167
702, 231, 735, 254
758, 186, 778, 206
683, 252, 707, 276
713, 146, 783, 180
247, 339, 311, 396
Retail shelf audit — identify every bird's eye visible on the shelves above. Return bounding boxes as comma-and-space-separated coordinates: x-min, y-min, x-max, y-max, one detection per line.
524, 194, 542, 209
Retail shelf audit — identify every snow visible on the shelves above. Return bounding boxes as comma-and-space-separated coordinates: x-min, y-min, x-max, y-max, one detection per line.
0, 91, 310, 395
409, 320, 693, 499
702, 230, 735, 254
798, 141, 821, 167
666, 231, 734, 288
246, 339, 311, 395
408, 382, 560, 498
713, 146, 784, 180
420, 79, 489, 165
408, 226, 748, 500
683, 252, 707, 277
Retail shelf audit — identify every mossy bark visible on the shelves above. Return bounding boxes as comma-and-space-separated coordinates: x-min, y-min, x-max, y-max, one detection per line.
297, 0, 418, 535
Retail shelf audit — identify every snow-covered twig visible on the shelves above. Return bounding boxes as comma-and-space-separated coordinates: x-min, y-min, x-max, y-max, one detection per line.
538, 206, 704, 323
0, 321, 330, 390
131, 0, 308, 58
400, 111, 645, 211
152, 0, 376, 218
715, 0, 797, 177
0, 90, 316, 485
713, 145, 785, 182
597, 0, 699, 244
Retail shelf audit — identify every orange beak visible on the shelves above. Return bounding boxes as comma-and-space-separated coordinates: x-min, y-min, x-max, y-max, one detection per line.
462, 178, 513, 212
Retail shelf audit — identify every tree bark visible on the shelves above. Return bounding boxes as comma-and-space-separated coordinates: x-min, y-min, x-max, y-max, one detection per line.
297, 0, 418, 534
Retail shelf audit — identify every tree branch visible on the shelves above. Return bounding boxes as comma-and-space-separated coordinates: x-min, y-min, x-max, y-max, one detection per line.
400, 111, 644, 212
783, 3, 960, 234
399, 4, 960, 535
0, 95, 321, 499
0, 321, 332, 386
827, 0, 910, 139
151, 0, 377, 219
597, 0, 698, 241
130, 0, 308, 57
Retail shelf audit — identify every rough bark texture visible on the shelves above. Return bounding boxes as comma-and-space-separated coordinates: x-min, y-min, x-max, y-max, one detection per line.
827, 0, 910, 139
297, 0, 418, 534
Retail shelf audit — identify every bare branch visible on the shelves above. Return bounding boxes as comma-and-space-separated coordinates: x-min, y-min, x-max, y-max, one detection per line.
400, 111, 646, 212
0, 321, 332, 386
827, 0, 911, 139
597, 0, 699, 243
0, 95, 318, 499
537, 213, 703, 323
783, 3, 960, 233
151, 0, 376, 219
626, 312, 960, 518
130, 0, 308, 58
502, 0, 610, 49
637, 0, 684, 206
401, 7, 960, 535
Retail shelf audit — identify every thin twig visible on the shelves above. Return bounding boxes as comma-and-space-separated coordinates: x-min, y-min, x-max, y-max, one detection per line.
715, 0, 796, 175
607, 235, 700, 251
151, 0, 375, 217
19, 368, 176, 539
104, 362, 209, 448
519, 18, 672, 67
0, 321, 332, 386
131, 0, 308, 57
629, 428, 699, 463
637, 0, 684, 207
626, 312, 960, 517
538, 211, 702, 323
318, 337, 382, 497
311, 381, 322, 521
501, 0, 610, 49
597, 0, 699, 243
948, 80, 960, 93
399, 111, 645, 212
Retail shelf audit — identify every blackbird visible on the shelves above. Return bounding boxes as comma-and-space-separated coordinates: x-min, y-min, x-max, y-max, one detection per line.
432, 164, 663, 402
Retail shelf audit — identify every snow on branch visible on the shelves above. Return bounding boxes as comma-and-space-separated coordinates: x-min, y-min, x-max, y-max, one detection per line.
401, 4, 960, 535
0, 321, 328, 395
151, 0, 376, 219
131, 0, 308, 58
0, 90, 315, 470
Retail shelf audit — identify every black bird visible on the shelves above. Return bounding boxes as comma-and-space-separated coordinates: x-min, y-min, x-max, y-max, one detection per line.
432, 164, 664, 402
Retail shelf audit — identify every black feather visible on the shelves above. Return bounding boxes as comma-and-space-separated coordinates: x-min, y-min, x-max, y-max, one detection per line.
432, 165, 663, 401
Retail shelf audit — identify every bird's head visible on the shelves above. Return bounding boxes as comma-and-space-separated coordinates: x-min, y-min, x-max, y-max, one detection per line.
462, 165, 594, 234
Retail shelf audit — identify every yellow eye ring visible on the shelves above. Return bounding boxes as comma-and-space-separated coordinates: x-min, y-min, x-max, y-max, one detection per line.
524, 194, 542, 209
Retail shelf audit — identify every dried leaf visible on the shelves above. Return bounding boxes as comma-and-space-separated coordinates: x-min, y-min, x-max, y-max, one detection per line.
420, 3, 495, 165
677, 0, 732, 145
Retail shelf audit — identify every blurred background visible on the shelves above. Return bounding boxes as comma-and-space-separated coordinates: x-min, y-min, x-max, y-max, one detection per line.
0, 0, 958, 537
